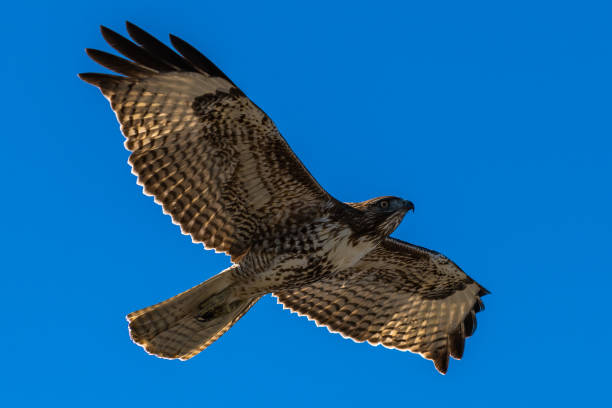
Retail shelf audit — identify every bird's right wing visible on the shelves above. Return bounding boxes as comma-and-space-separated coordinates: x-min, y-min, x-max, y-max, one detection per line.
274, 237, 489, 374
80, 22, 332, 260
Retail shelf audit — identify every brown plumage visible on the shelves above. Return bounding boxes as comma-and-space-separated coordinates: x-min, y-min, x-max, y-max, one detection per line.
274, 238, 489, 373
80, 22, 489, 374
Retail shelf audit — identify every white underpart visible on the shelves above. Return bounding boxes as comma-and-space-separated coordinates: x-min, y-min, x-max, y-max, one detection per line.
323, 228, 377, 270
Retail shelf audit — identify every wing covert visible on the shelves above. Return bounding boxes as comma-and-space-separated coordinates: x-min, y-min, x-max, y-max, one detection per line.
80, 22, 332, 260
274, 237, 489, 374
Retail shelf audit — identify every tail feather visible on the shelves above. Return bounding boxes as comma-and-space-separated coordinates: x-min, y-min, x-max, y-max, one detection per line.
127, 266, 260, 359
146, 297, 260, 360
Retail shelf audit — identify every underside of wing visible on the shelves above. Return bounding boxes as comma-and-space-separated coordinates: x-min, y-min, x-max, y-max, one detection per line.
274, 237, 489, 374
80, 22, 332, 260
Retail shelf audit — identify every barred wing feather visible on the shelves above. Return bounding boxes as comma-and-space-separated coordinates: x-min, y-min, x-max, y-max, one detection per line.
274, 237, 489, 374
80, 22, 331, 260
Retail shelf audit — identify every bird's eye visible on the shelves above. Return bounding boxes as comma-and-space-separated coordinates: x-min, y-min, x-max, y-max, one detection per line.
379, 200, 389, 209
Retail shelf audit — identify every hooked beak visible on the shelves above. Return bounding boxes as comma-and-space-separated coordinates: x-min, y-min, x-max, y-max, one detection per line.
403, 200, 415, 213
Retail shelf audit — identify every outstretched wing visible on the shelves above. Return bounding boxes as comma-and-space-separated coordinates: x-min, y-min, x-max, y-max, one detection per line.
80, 22, 332, 260
274, 237, 489, 374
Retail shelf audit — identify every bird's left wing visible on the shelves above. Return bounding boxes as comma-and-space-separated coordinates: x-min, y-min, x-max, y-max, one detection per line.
274, 237, 489, 374
80, 22, 333, 261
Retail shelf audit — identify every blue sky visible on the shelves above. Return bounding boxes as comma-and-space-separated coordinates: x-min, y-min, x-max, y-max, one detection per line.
2, 0, 610, 406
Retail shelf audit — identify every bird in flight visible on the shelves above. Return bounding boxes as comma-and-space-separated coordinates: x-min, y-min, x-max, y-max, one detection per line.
80, 22, 489, 374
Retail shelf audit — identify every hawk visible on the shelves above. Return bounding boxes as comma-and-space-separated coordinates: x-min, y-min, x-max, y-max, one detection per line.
80, 22, 489, 374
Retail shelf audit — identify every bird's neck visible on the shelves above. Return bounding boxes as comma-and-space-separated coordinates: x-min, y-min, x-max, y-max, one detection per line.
332, 202, 392, 244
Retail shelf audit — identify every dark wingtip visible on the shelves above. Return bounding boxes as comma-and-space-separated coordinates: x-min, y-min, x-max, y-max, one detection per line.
85, 47, 155, 77
85, 48, 108, 63
126, 22, 194, 72
125, 21, 149, 38
78, 72, 101, 85
168, 33, 182, 45
464, 310, 478, 338
78, 72, 125, 88
125, 20, 138, 30
124, 21, 145, 41
433, 353, 449, 374
100, 24, 113, 38
169, 33, 234, 84
478, 285, 491, 297
476, 297, 486, 312
125, 21, 146, 40
448, 330, 465, 360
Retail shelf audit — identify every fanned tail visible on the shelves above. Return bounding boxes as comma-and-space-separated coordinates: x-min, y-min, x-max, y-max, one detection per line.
127, 266, 260, 360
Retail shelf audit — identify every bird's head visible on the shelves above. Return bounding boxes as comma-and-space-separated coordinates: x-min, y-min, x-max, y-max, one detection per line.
349, 196, 414, 237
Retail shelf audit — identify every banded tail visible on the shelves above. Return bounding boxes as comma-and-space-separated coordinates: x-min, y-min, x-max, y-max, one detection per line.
127, 266, 260, 360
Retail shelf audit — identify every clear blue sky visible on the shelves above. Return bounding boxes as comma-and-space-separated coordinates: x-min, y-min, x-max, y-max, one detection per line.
2, 1, 610, 406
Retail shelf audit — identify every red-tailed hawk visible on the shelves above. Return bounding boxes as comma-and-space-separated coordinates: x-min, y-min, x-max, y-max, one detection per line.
80, 22, 489, 374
